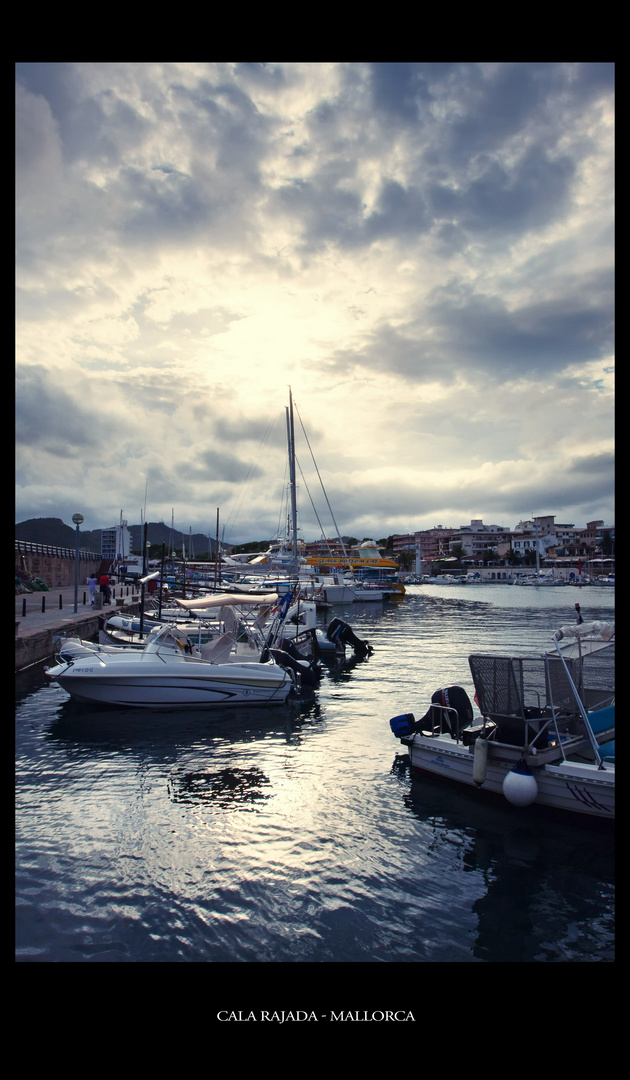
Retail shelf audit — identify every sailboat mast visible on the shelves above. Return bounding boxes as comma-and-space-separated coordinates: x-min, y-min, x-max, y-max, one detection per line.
214, 508, 220, 588
287, 388, 298, 571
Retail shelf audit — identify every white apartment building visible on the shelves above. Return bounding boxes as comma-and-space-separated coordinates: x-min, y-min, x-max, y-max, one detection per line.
454, 519, 512, 560
512, 515, 579, 556
514, 515, 557, 536
101, 517, 132, 562
511, 534, 552, 558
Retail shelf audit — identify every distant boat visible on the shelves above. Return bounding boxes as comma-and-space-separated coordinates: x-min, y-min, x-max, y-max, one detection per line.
513, 573, 565, 586
304, 539, 400, 576
592, 574, 615, 587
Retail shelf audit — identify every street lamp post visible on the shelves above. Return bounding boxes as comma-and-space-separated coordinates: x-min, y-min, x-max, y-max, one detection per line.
72, 513, 84, 613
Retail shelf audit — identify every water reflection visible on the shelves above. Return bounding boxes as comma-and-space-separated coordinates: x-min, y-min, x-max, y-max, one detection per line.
168, 765, 272, 808
45, 683, 322, 732
393, 754, 615, 963
16, 585, 614, 963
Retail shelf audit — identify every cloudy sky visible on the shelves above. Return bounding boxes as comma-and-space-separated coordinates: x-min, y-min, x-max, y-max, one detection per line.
15, 62, 614, 546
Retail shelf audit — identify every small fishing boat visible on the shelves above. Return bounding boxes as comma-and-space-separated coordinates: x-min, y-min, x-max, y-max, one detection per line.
388, 621, 614, 819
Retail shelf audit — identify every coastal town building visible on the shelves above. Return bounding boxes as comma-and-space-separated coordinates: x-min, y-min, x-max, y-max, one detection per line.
16, 513, 615, 585
101, 518, 132, 563
455, 520, 512, 560
394, 515, 615, 577
419, 528, 454, 561
302, 538, 351, 560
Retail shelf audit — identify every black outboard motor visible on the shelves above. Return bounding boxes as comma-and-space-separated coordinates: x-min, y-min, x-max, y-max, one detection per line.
281, 638, 323, 681
418, 686, 474, 738
389, 686, 473, 740
326, 617, 373, 657
268, 640, 322, 688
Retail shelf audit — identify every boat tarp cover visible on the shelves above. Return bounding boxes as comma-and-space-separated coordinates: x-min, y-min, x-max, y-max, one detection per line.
175, 592, 279, 610
553, 621, 615, 660
555, 621, 614, 641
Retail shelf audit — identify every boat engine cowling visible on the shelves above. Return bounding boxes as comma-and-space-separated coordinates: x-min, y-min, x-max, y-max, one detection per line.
326, 617, 373, 657
390, 713, 416, 738
268, 643, 322, 687
280, 638, 323, 680
416, 686, 474, 739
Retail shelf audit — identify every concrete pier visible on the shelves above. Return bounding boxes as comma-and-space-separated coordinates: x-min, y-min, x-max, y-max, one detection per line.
15, 584, 142, 671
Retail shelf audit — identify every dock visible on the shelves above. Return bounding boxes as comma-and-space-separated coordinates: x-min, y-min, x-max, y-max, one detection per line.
15, 584, 142, 672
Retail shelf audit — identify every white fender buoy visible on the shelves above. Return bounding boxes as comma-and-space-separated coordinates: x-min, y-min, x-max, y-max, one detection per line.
503, 762, 538, 807
472, 738, 488, 786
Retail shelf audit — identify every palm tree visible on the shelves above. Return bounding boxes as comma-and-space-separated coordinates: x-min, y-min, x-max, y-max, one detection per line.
450, 543, 465, 566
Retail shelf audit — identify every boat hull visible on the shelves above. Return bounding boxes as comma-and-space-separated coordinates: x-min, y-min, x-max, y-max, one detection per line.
47, 657, 293, 709
405, 734, 615, 819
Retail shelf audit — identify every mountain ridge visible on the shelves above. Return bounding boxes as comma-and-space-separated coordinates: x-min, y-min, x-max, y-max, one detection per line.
15, 517, 220, 556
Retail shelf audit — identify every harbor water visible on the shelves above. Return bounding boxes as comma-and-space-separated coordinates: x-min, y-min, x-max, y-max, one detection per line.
15, 584, 615, 964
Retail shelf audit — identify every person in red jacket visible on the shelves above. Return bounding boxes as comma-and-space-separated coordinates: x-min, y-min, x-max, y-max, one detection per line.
99, 573, 112, 604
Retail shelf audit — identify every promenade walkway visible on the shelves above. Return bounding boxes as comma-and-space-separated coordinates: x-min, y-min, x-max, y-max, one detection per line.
16, 583, 140, 630
15, 584, 142, 672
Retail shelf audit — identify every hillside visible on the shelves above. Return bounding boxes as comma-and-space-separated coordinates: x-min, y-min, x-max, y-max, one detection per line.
16, 517, 218, 556
16, 517, 101, 549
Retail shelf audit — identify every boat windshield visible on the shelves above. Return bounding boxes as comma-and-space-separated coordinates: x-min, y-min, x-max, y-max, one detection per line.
145, 625, 193, 653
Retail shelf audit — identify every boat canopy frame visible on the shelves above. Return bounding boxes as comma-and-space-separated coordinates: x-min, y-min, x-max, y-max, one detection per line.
469, 637, 614, 766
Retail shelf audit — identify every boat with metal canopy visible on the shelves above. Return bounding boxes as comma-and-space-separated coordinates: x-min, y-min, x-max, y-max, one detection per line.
388, 621, 614, 819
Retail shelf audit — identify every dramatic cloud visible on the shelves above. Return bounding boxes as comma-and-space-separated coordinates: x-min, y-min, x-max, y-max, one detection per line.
15, 62, 614, 543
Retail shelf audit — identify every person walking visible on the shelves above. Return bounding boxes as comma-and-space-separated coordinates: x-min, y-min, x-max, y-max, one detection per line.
87, 574, 98, 605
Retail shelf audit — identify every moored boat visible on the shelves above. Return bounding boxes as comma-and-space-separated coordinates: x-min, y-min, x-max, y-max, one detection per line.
388, 621, 614, 819
46, 622, 295, 708
46, 592, 300, 708
46, 586, 373, 706
513, 572, 566, 586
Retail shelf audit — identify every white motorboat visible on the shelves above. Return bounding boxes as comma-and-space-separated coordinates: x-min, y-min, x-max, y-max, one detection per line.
46, 623, 294, 708
176, 589, 372, 663
104, 592, 291, 647
46, 592, 301, 708
99, 604, 225, 648
300, 575, 359, 603
592, 574, 615, 587
513, 573, 565, 586
389, 621, 615, 820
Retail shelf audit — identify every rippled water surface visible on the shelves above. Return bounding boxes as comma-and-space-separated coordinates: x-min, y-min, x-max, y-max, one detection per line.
15, 584, 615, 963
